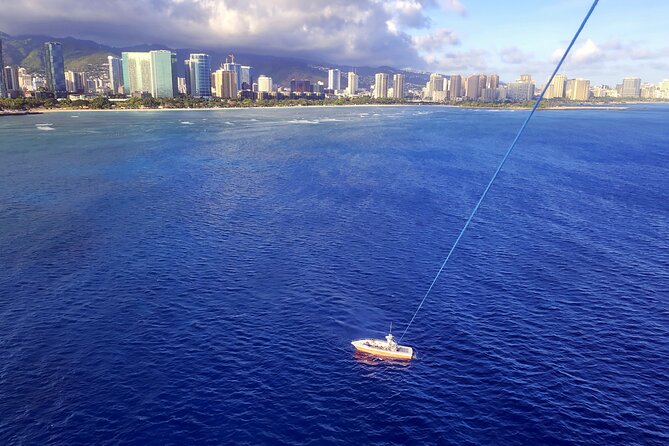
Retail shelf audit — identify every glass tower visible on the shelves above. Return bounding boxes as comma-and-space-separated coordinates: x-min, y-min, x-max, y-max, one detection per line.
108, 56, 123, 94
122, 52, 153, 95
0, 39, 7, 98
44, 42, 67, 97
186, 54, 211, 98
150, 50, 177, 98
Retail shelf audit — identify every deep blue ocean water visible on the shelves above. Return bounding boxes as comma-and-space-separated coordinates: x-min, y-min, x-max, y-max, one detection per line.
1, 105, 668, 445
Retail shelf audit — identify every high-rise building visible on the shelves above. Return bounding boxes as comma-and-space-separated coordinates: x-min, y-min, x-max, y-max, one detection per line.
185, 54, 211, 98
497, 85, 507, 100
290, 79, 311, 93
428, 73, 445, 99
65, 71, 86, 94
328, 69, 341, 91
122, 50, 176, 98
122, 52, 153, 95
544, 74, 567, 99
465, 75, 480, 99
449, 74, 462, 99
520, 74, 532, 83
478, 75, 487, 94
621, 77, 641, 98
347, 71, 358, 96
257, 75, 273, 93
43, 42, 67, 97
488, 74, 499, 90
373, 73, 389, 98
240, 66, 252, 90
507, 81, 535, 102
4, 66, 19, 92
65, 70, 75, 92
18, 68, 32, 91
393, 73, 405, 99
640, 83, 656, 99
0, 39, 6, 98
658, 79, 669, 92
481, 88, 497, 102
223, 55, 243, 91
213, 68, 237, 98
150, 50, 177, 98
108, 56, 123, 94
177, 77, 187, 95
566, 78, 590, 101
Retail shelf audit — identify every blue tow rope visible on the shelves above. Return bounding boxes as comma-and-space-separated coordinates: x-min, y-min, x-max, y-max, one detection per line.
399, 0, 600, 343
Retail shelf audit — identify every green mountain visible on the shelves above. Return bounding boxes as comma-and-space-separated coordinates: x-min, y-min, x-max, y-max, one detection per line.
0, 31, 429, 87
2, 33, 117, 72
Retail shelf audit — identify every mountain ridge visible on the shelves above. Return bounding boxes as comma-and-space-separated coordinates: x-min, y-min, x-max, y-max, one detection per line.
0, 31, 429, 87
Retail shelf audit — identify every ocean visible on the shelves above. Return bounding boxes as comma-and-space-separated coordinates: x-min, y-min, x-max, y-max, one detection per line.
1, 105, 668, 445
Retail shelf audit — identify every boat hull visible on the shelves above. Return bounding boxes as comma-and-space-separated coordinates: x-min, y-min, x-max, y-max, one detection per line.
351, 339, 414, 360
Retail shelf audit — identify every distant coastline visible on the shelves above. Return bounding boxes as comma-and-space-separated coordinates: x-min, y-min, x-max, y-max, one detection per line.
2, 101, 651, 116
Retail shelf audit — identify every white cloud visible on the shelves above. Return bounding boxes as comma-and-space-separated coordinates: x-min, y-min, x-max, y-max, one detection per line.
500, 47, 533, 65
0, 0, 448, 67
571, 38, 602, 63
430, 49, 489, 72
437, 0, 466, 15
412, 28, 459, 52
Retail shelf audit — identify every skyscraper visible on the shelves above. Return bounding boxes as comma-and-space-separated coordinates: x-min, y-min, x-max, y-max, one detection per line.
122, 52, 153, 95
544, 74, 567, 99
478, 74, 487, 94
223, 55, 243, 91
65, 70, 86, 93
150, 50, 177, 98
507, 81, 535, 102
566, 78, 590, 101
449, 74, 462, 99
373, 73, 389, 98
213, 68, 237, 98
65, 70, 76, 92
43, 42, 67, 97
4, 66, 19, 92
18, 68, 33, 91
0, 39, 6, 98
257, 75, 273, 93
488, 74, 499, 90
621, 77, 641, 98
328, 69, 340, 91
428, 73, 444, 99
108, 56, 123, 94
186, 54, 211, 98
347, 71, 358, 96
465, 75, 480, 99
393, 73, 405, 99
240, 66, 252, 90
290, 79, 311, 93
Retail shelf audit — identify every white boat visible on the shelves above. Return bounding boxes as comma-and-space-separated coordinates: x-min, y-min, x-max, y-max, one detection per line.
351, 324, 414, 360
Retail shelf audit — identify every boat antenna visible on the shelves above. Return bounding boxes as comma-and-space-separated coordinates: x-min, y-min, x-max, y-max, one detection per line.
398, 0, 600, 344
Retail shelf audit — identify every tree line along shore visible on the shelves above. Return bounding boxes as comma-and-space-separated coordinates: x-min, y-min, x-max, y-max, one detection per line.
0, 95, 662, 113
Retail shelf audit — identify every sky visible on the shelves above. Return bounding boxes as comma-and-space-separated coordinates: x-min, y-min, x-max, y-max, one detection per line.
1, 0, 667, 85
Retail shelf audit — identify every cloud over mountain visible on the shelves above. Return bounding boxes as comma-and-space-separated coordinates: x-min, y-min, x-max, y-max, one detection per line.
0, 0, 462, 68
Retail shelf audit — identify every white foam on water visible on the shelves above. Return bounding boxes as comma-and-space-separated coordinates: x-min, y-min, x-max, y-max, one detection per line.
287, 119, 319, 124
180, 121, 194, 125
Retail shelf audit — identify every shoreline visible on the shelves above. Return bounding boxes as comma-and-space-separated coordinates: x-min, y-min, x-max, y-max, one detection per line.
20, 102, 648, 114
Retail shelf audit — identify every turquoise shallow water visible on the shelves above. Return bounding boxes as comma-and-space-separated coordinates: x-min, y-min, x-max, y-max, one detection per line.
1, 105, 668, 445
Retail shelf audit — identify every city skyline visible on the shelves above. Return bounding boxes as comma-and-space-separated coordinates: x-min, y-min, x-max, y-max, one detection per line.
0, 1, 667, 85
3, 35, 666, 103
